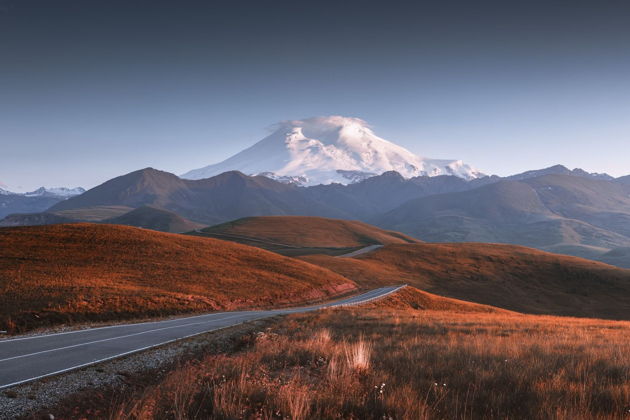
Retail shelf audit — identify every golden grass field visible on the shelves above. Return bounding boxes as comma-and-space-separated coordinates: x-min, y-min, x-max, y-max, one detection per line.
4, 218, 630, 419
68, 287, 630, 420
195, 216, 420, 248
301, 243, 630, 319
0, 224, 356, 332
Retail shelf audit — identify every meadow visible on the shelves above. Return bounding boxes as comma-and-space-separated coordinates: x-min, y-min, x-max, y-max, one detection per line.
95, 289, 630, 419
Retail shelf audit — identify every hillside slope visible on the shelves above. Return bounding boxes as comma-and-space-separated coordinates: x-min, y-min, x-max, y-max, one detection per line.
104, 206, 204, 233
364, 285, 511, 313
0, 224, 356, 332
196, 216, 420, 250
301, 243, 630, 319
376, 174, 630, 254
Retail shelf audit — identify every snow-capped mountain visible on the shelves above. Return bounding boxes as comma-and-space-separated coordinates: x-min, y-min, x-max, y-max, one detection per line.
0, 186, 85, 220
23, 186, 86, 198
182, 116, 484, 186
0, 186, 85, 198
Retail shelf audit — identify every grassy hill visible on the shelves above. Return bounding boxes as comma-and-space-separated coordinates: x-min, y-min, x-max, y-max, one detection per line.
364, 285, 511, 313
193, 216, 420, 255
104, 205, 205, 233
84, 288, 630, 420
0, 224, 356, 332
301, 243, 630, 319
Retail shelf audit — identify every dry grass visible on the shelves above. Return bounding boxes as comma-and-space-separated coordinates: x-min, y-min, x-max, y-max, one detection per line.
198, 216, 420, 248
97, 291, 630, 420
0, 224, 356, 332
301, 243, 630, 319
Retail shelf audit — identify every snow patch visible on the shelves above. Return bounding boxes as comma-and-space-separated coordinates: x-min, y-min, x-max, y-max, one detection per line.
23, 187, 86, 198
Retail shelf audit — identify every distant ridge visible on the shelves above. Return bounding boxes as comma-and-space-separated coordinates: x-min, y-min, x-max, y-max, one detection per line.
376, 173, 630, 252
48, 168, 345, 225
506, 164, 613, 181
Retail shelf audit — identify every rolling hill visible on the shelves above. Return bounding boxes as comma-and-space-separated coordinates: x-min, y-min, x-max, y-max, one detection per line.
300, 243, 630, 319
0, 224, 356, 332
598, 247, 630, 268
193, 216, 420, 255
103, 205, 204, 233
364, 285, 511, 313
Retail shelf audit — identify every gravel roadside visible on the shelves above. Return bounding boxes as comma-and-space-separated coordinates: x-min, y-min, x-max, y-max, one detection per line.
0, 316, 279, 420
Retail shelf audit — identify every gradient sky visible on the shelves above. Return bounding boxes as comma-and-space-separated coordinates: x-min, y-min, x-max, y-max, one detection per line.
1, 0, 629, 191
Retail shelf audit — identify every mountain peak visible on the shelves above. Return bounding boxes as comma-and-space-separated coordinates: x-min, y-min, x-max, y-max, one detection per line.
23, 186, 85, 198
182, 116, 483, 186
507, 165, 614, 182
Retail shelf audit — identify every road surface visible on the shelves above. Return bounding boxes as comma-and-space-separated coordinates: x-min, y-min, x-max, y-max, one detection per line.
336, 244, 383, 258
0, 285, 403, 390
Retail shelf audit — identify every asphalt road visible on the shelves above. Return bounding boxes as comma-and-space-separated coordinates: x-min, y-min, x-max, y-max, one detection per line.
0, 285, 404, 390
336, 244, 383, 258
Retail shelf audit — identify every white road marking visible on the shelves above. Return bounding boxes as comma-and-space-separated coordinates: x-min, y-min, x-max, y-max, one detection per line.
336, 244, 383, 258
0, 314, 244, 363
0, 314, 272, 391
0, 286, 406, 390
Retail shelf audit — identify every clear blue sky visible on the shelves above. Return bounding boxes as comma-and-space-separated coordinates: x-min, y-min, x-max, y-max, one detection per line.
1, 0, 629, 191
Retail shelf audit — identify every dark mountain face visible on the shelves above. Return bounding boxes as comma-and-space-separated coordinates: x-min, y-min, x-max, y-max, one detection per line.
301, 165, 612, 220
617, 175, 630, 185
49, 168, 190, 212
522, 174, 630, 238
303, 171, 476, 219
376, 174, 630, 254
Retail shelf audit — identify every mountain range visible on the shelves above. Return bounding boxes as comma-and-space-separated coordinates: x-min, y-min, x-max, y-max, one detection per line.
0, 186, 85, 220
1, 115, 629, 269
3, 164, 629, 267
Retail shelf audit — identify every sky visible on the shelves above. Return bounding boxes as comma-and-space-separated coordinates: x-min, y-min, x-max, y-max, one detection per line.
1, 0, 629, 191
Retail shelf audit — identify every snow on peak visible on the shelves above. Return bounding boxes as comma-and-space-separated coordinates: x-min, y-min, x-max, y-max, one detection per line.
24, 187, 86, 198
182, 116, 484, 185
